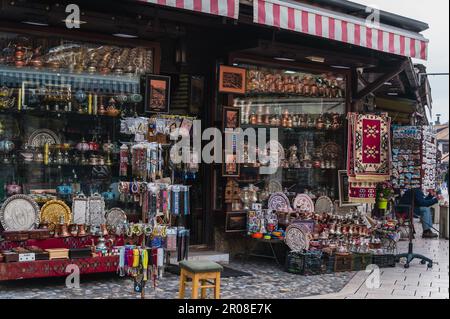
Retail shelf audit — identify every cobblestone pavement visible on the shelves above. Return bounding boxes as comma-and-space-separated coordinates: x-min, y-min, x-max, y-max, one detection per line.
0, 259, 355, 299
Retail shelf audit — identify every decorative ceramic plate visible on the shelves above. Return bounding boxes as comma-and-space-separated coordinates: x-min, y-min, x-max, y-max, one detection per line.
267, 180, 283, 193
285, 223, 310, 251
0, 195, 40, 231
27, 129, 60, 148
268, 192, 291, 212
40, 200, 72, 230
72, 194, 89, 225
315, 196, 334, 214
293, 194, 314, 213
105, 208, 127, 230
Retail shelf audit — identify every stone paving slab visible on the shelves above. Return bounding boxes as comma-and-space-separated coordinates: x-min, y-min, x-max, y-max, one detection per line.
0, 259, 354, 299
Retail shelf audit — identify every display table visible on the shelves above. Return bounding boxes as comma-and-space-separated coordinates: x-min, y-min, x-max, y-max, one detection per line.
0, 256, 119, 281
244, 238, 287, 267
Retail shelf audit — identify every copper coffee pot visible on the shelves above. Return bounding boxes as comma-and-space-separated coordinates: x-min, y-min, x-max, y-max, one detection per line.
100, 224, 109, 237
60, 224, 71, 237
77, 224, 87, 237
53, 224, 61, 238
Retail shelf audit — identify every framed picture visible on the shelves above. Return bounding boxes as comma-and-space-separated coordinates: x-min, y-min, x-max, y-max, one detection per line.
338, 170, 359, 207
218, 65, 246, 94
189, 75, 204, 114
144, 74, 171, 113
223, 154, 240, 177
225, 211, 247, 233
223, 106, 241, 129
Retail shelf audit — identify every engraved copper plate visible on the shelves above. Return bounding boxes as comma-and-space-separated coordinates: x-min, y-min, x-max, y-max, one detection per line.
105, 208, 127, 229
40, 200, 72, 230
285, 223, 310, 251
27, 129, 60, 148
0, 195, 40, 231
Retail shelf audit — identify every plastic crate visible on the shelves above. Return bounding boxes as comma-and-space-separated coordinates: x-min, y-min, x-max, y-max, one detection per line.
334, 253, 353, 272
372, 254, 396, 268
322, 252, 336, 274
285, 251, 304, 274
285, 251, 323, 276
352, 253, 373, 271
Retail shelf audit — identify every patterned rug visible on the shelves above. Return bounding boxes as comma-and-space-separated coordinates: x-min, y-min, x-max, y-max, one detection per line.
347, 113, 391, 203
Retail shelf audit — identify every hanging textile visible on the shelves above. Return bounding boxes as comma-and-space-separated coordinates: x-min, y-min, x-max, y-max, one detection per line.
347, 112, 391, 203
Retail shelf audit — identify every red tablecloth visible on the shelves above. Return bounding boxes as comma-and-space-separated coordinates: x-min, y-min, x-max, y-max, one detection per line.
0, 256, 119, 281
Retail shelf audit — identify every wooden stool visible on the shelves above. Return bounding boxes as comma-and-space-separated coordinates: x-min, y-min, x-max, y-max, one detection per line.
178, 261, 223, 299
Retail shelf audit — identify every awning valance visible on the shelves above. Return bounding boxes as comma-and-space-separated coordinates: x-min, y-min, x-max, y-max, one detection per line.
253, 0, 429, 60
138, 0, 239, 19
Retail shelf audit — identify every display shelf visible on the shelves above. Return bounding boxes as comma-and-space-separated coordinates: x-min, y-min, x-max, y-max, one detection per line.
0, 65, 141, 93
0, 108, 121, 121
240, 124, 344, 131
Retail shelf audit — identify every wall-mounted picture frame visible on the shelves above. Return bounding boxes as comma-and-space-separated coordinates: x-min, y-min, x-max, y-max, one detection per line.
225, 211, 247, 233
144, 74, 171, 114
222, 106, 241, 130
338, 170, 359, 207
218, 65, 246, 94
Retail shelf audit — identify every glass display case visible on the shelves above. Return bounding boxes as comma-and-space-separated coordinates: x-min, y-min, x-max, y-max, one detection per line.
0, 31, 155, 217
232, 64, 347, 204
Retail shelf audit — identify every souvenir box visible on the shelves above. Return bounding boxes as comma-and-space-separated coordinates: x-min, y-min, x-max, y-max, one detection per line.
2, 231, 29, 241
45, 248, 69, 260
12, 247, 36, 262
28, 229, 51, 240
69, 248, 93, 259
25, 246, 49, 261
1, 251, 19, 263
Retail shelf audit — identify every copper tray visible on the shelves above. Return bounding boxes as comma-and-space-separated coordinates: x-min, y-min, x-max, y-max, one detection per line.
40, 200, 72, 230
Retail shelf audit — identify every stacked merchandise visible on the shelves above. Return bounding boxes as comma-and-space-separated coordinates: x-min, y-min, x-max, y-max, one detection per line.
391, 126, 422, 192
391, 126, 437, 193
347, 113, 392, 204
422, 126, 437, 192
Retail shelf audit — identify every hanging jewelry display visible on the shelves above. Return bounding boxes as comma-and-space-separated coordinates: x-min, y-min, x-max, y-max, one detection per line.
119, 144, 129, 176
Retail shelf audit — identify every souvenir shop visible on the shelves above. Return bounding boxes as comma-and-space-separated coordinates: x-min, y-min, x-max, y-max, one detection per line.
0, 0, 434, 290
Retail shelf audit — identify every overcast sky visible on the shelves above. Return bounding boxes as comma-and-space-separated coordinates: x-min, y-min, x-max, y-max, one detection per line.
356, 0, 449, 124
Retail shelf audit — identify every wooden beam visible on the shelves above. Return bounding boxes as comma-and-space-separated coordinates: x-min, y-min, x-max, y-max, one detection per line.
354, 60, 408, 102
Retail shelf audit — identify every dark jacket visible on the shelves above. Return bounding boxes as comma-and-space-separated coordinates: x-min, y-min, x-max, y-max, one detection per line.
399, 188, 438, 208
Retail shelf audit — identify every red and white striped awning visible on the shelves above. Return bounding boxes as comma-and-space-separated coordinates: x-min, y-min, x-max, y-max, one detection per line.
138, 0, 239, 19
254, 0, 429, 60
